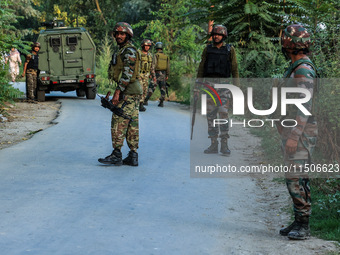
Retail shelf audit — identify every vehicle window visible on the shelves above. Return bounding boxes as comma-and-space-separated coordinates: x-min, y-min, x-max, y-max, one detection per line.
67, 36, 78, 46
50, 37, 61, 47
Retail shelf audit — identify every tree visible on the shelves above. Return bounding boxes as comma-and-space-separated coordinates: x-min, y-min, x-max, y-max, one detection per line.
0, 0, 25, 111
135, 0, 204, 86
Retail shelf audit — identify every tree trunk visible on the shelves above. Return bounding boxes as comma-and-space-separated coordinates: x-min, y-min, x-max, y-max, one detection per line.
94, 0, 107, 25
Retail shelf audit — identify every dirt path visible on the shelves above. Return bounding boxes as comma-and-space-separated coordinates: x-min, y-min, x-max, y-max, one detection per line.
0, 100, 61, 150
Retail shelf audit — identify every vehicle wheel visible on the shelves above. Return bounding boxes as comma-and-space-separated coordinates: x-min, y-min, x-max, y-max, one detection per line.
37, 90, 45, 102
86, 84, 96, 99
76, 88, 86, 97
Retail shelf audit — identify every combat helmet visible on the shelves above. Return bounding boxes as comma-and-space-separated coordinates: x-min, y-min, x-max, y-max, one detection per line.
113, 22, 133, 38
141, 39, 152, 47
31, 42, 41, 50
211, 25, 227, 37
281, 24, 311, 50
155, 42, 163, 49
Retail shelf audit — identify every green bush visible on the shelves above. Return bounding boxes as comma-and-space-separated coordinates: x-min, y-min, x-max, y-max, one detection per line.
95, 35, 117, 96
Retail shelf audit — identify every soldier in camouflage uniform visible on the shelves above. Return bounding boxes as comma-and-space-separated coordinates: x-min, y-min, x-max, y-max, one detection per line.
22, 42, 40, 101
196, 25, 239, 156
144, 42, 170, 107
98, 22, 142, 166
278, 24, 318, 240
138, 39, 156, 111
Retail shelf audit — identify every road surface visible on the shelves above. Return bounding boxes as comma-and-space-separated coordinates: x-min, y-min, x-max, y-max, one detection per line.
0, 84, 336, 255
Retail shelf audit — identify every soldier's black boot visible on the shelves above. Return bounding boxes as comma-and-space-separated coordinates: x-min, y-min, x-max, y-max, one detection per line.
158, 99, 164, 107
123, 151, 138, 166
139, 102, 146, 111
98, 149, 122, 165
287, 216, 310, 240
204, 138, 218, 154
220, 138, 231, 156
279, 219, 299, 236
144, 94, 151, 106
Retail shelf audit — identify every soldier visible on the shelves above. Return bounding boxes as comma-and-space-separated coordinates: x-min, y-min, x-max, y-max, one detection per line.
138, 39, 155, 111
196, 24, 239, 156
22, 42, 40, 101
277, 24, 318, 240
98, 22, 142, 166
144, 42, 170, 107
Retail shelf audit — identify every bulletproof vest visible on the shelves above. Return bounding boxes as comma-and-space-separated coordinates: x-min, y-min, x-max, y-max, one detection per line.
204, 44, 231, 78
155, 52, 168, 71
109, 43, 142, 95
27, 53, 39, 70
139, 51, 153, 73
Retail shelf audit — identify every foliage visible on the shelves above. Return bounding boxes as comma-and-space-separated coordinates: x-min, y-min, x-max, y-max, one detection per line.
311, 177, 340, 242
135, 0, 204, 92
236, 29, 287, 78
0, 0, 26, 114
96, 35, 116, 96
0, 70, 23, 115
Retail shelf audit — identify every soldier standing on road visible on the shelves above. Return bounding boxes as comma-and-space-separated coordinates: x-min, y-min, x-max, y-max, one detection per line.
144, 42, 170, 107
22, 42, 40, 101
277, 24, 318, 240
138, 39, 156, 111
5, 47, 22, 82
98, 22, 142, 167
196, 24, 239, 156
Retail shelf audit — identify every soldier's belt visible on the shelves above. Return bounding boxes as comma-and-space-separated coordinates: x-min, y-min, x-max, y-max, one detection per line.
27, 69, 38, 74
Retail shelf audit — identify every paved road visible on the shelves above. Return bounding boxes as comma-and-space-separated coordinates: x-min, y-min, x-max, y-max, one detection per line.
0, 86, 244, 254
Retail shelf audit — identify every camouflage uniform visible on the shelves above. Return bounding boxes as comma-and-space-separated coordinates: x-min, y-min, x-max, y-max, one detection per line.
281, 58, 318, 216
281, 58, 317, 217
196, 25, 239, 155
278, 24, 318, 240
111, 95, 140, 150
24, 51, 39, 100
110, 42, 142, 151
146, 42, 170, 106
197, 43, 239, 140
99, 22, 142, 167
138, 48, 154, 103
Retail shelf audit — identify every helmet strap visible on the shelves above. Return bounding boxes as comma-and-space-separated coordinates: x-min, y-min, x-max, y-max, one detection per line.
281, 48, 290, 60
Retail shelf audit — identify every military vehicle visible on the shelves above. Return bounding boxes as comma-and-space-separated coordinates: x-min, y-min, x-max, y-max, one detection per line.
36, 20, 96, 101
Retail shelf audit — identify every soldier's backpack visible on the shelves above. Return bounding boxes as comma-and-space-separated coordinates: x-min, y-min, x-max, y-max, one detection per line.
155, 52, 168, 71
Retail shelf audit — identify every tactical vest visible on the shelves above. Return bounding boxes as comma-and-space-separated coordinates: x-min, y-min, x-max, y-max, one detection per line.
27, 53, 39, 70
155, 52, 168, 71
110, 43, 142, 95
139, 51, 153, 73
203, 44, 231, 78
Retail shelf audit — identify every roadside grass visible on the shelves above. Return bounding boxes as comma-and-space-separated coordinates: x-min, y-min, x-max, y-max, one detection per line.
250, 124, 340, 243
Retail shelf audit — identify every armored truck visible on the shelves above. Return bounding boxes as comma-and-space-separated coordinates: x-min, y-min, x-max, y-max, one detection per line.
36, 22, 96, 101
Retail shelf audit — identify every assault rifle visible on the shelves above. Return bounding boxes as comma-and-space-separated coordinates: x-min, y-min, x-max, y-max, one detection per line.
166, 82, 170, 97
98, 92, 133, 121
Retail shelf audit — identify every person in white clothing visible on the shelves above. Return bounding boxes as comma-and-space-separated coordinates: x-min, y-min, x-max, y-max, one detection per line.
5, 47, 22, 82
